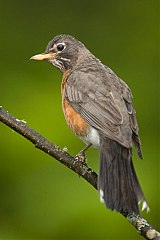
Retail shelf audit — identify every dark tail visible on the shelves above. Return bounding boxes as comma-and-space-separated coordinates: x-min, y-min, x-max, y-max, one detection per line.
98, 138, 148, 214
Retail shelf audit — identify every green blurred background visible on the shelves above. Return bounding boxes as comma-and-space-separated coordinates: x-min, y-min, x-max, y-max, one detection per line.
0, 0, 159, 239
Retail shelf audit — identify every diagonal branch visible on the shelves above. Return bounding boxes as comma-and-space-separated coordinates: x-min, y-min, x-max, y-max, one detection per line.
0, 106, 159, 240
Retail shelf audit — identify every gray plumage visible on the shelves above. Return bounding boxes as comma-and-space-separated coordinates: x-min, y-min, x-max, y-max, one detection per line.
33, 34, 148, 214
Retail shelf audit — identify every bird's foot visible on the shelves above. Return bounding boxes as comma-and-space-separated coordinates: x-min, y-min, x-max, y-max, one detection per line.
75, 143, 92, 164
75, 150, 87, 164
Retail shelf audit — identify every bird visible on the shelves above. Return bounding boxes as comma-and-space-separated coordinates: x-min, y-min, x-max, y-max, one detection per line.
31, 34, 149, 214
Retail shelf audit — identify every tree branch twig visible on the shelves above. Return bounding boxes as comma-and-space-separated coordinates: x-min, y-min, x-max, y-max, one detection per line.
0, 107, 159, 240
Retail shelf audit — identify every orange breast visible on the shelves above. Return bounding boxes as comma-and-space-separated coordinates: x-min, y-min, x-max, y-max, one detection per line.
62, 98, 89, 136
61, 70, 89, 137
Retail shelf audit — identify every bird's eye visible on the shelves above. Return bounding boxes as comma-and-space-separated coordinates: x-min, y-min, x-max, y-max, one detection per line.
57, 43, 65, 51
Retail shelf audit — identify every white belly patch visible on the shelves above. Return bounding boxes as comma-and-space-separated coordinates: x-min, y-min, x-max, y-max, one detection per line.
80, 127, 100, 148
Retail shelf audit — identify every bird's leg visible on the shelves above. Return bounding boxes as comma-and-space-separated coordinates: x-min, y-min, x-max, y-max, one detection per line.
79, 143, 92, 155
75, 143, 92, 164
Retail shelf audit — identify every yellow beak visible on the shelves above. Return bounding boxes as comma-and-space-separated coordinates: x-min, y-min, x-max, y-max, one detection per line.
30, 52, 57, 61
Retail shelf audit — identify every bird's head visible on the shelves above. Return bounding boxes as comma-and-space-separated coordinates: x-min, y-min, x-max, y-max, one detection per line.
31, 34, 88, 72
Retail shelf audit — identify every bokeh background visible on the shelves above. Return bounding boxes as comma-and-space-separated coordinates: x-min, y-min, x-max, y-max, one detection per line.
0, 0, 159, 239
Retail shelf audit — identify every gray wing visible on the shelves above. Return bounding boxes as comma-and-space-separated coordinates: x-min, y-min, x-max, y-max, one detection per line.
65, 68, 142, 155
120, 77, 142, 158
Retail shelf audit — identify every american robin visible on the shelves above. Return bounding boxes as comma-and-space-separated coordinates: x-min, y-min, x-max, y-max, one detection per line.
31, 34, 149, 214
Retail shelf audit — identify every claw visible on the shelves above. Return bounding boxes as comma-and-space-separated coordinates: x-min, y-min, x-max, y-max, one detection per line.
75, 143, 92, 164
75, 151, 86, 164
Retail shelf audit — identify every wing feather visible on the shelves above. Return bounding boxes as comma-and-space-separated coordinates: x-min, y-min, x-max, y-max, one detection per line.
65, 69, 141, 150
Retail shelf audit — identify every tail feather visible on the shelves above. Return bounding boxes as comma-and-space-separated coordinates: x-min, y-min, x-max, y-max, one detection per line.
98, 138, 147, 214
